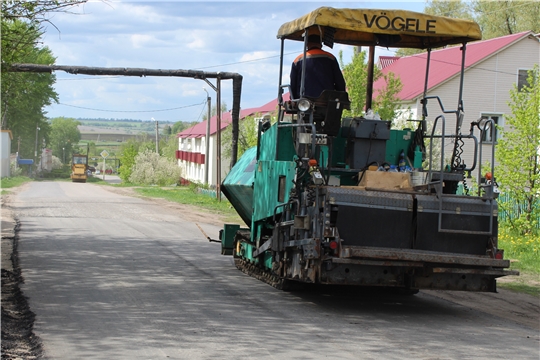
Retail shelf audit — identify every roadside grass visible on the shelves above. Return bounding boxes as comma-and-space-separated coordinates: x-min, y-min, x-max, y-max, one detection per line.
133, 186, 242, 223
498, 227, 539, 274
87, 175, 109, 183
497, 226, 539, 296
0, 176, 32, 191
498, 281, 539, 297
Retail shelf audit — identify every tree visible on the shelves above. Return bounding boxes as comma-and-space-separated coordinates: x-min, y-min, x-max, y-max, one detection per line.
1, 20, 58, 158
395, 1, 540, 57
118, 141, 139, 182
87, 141, 96, 157
222, 114, 271, 161
340, 48, 371, 117
1, 1, 88, 160
171, 120, 198, 134
49, 117, 81, 162
203, 102, 228, 121
396, 0, 473, 57
339, 48, 404, 125
1, 1, 88, 23
163, 124, 172, 135
372, 71, 404, 125
496, 65, 539, 235
472, 0, 540, 39
425, 0, 473, 19
161, 134, 180, 162
118, 136, 155, 182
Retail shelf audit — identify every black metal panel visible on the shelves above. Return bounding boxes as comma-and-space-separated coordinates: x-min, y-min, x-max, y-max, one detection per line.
342, 118, 391, 139
415, 213, 494, 255
336, 205, 411, 248
330, 188, 412, 249
320, 264, 406, 286
342, 118, 391, 169
415, 194, 497, 255
413, 273, 496, 292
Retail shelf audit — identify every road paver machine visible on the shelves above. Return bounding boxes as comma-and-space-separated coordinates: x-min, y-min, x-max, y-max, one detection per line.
219, 7, 517, 292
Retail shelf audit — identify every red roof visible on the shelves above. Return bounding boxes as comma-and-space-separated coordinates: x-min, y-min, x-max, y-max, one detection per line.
378, 56, 400, 69
178, 93, 289, 138
374, 31, 533, 101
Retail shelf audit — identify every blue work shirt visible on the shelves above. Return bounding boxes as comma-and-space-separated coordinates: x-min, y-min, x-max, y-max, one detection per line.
290, 47, 346, 99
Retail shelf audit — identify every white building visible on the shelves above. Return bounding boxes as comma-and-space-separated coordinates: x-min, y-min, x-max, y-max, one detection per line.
1, 130, 12, 177
177, 97, 282, 186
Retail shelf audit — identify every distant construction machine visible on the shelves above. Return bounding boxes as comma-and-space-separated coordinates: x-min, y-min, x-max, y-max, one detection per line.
71, 153, 88, 183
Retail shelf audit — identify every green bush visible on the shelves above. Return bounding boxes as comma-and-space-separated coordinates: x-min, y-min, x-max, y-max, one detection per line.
129, 150, 182, 186
42, 167, 71, 179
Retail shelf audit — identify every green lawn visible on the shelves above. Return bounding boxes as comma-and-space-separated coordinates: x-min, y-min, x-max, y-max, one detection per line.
0, 176, 32, 190
498, 227, 539, 274
133, 186, 242, 223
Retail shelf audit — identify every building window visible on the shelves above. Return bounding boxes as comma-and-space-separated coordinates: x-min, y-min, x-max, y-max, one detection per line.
480, 114, 501, 143
518, 69, 532, 92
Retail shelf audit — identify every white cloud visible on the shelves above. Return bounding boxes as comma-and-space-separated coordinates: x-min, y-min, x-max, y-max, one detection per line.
41, 1, 426, 121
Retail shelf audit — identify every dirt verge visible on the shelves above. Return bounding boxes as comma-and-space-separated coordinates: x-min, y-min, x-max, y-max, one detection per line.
1, 247, 44, 360
2, 188, 44, 359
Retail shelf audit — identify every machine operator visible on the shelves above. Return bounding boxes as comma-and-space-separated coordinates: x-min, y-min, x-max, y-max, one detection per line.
290, 33, 346, 100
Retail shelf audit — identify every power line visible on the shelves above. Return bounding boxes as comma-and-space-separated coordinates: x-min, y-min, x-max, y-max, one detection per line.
195, 100, 208, 122
57, 100, 206, 113
194, 51, 298, 70
408, 52, 526, 77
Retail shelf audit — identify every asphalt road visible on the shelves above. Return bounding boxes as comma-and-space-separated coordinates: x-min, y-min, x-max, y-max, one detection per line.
11, 181, 539, 359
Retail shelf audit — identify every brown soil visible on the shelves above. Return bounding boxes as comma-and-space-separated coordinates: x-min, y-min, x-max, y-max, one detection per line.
2, 187, 44, 359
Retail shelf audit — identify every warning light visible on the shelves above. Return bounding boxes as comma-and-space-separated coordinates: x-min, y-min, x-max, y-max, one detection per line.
329, 240, 338, 250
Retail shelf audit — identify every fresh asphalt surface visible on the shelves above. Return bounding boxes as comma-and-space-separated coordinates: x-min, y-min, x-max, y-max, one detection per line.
11, 181, 539, 359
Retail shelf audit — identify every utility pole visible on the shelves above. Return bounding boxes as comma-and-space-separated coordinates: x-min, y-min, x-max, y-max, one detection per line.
16, 136, 21, 170
202, 77, 222, 201
34, 125, 40, 170
152, 117, 159, 154
216, 77, 222, 201
203, 89, 211, 185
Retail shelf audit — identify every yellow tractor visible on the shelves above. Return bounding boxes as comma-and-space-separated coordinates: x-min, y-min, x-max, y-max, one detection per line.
71, 154, 88, 183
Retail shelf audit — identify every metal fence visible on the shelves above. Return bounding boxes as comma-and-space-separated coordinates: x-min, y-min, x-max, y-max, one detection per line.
497, 193, 539, 228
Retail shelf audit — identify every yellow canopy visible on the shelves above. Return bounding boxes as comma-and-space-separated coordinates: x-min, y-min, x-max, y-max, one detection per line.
277, 7, 482, 48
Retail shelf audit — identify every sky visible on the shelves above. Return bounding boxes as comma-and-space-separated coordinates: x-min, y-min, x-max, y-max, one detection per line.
41, 1, 427, 123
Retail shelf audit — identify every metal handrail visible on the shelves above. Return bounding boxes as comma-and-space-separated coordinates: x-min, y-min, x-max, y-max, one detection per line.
427, 114, 494, 235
